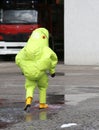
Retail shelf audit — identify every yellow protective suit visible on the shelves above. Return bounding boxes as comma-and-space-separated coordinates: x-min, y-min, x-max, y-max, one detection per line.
15, 28, 58, 105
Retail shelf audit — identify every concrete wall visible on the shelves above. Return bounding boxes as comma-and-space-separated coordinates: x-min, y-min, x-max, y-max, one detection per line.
64, 0, 99, 65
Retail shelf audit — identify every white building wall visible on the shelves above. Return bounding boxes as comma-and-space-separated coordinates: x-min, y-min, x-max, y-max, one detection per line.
64, 0, 99, 65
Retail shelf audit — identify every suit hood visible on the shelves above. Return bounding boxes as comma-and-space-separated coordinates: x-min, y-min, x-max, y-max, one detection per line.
27, 27, 49, 48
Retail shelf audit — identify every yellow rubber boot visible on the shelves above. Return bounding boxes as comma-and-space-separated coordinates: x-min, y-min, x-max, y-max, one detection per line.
26, 97, 32, 105
24, 97, 32, 111
39, 103, 48, 109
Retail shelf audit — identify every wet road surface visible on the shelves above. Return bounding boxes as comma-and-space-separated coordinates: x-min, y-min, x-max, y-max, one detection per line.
0, 63, 99, 129
0, 97, 64, 129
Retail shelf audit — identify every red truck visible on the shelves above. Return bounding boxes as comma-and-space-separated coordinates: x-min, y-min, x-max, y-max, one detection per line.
0, 9, 41, 55
0, 3, 64, 60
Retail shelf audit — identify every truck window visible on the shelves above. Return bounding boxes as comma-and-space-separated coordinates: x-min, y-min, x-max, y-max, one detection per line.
0, 10, 38, 24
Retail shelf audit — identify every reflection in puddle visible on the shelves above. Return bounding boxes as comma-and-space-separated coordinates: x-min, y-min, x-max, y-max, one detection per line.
39, 111, 47, 120
0, 95, 64, 129
25, 109, 47, 122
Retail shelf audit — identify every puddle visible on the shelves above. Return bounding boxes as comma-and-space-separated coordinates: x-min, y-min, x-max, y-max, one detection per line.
65, 93, 98, 106
56, 72, 64, 76
0, 95, 64, 129
47, 94, 64, 104
48, 72, 64, 76
2, 93, 97, 129
64, 86, 99, 106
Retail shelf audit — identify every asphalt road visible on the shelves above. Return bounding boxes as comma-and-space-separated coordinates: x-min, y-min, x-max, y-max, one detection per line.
0, 62, 99, 130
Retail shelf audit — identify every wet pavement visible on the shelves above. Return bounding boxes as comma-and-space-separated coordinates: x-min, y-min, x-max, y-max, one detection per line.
1, 62, 99, 129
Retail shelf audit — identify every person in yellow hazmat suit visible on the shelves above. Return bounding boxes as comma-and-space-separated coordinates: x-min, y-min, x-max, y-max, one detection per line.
15, 28, 58, 111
